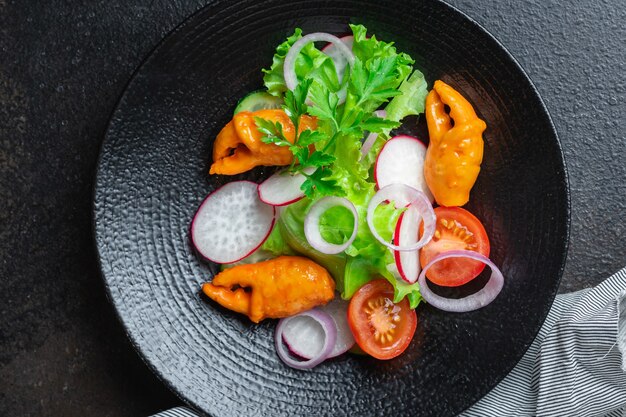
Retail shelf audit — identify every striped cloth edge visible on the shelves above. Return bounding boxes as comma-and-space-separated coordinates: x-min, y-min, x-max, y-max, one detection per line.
150, 407, 199, 417
462, 266, 626, 417
151, 267, 626, 417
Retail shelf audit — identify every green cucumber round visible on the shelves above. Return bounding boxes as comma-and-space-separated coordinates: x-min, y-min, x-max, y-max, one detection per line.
233, 90, 283, 115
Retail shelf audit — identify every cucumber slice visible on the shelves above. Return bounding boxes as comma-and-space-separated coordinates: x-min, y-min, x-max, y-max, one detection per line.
234, 90, 283, 115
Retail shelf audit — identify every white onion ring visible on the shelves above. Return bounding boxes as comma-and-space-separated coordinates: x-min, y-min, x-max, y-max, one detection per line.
275, 309, 337, 369
360, 110, 387, 158
283, 32, 355, 102
304, 196, 358, 255
321, 35, 353, 84
418, 250, 504, 312
366, 184, 435, 252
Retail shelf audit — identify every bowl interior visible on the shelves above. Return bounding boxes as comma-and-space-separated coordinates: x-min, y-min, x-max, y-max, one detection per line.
94, 1, 569, 416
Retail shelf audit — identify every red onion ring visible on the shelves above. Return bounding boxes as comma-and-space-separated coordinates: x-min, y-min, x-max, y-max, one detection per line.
320, 298, 355, 356
418, 250, 504, 312
275, 309, 337, 369
304, 196, 358, 255
366, 184, 435, 252
360, 110, 387, 158
282, 298, 354, 359
283, 32, 355, 98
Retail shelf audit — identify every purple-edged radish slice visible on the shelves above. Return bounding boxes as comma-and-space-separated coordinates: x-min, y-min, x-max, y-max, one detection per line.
191, 181, 275, 264
375, 135, 434, 202
418, 250, 504, 312
321, 35, 354, 83
258, 166, 316, 206
282, 298, 354, 359
393, 205, 421, 283
366, 184, 435, 252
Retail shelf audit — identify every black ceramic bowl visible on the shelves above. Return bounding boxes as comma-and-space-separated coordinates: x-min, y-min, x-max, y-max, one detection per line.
94, 1, 569, 416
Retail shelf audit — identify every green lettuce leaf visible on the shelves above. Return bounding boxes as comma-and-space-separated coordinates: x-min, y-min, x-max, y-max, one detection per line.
385, 69, 429, 122
260, 225, 296, 256
350, 24, 414, 81
319, 205, 355, 244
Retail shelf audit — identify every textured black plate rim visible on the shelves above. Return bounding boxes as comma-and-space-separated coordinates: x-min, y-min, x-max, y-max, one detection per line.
92, 1, 571, 415
90, 3, 210, 411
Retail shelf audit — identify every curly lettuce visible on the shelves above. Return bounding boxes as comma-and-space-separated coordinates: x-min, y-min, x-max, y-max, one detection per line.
385, 69, 428, 122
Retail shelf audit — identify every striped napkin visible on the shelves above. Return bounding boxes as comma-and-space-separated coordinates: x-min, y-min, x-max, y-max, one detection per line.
152, 267, 626, 417
462, 267, 626, 417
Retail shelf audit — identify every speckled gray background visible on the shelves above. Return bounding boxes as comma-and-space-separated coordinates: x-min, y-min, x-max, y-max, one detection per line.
0, 0, 624, 416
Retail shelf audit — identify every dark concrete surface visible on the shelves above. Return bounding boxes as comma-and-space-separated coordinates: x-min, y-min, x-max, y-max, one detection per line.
0, 0, 623, 416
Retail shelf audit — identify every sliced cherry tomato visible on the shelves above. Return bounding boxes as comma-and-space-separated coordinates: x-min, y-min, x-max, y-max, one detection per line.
419, 206, 490, 287
347, 279, 417, 360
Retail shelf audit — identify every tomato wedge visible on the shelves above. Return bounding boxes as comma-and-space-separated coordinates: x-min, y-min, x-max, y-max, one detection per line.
347, 279, 417, 360
419, 206, 490, 287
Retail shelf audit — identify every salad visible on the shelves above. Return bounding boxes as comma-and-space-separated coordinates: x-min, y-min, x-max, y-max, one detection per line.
191, 25, 504, 368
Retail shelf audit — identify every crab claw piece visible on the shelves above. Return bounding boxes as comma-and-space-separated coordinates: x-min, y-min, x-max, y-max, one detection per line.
209, 109, 317, 176
424, 80, 486, 207
201, 256, 335, 323
201, 284, 250, 316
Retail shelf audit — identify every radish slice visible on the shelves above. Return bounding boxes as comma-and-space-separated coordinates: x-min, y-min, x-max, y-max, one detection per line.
321, 35, 354, 84
366, 184, 435, 252
275, 309, 337, 369
360, 110, 387, 159
393, 205, 421, 283
258, 167, 316, 206
418, 250, 504, 312
304, 197, 358, 255
191, 181, 275, 264
284, 33, 355, 104
282, 298, 354, 359
375, 135, 434, 202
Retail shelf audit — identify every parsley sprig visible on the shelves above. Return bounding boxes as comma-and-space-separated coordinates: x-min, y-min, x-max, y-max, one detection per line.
255, 79, 342, 197
307, 56, 401, 155
256, 54, 405, 198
